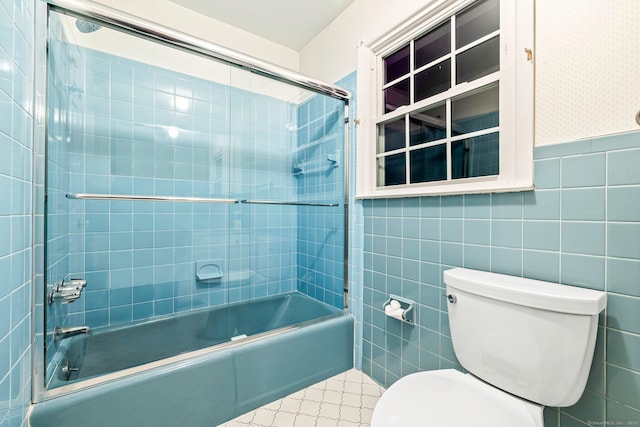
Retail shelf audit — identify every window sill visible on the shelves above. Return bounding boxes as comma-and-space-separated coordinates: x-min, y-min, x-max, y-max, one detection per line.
355, 178, 534, 199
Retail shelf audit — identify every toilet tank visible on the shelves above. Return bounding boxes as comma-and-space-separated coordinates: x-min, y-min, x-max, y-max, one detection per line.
444, 268, 606, 407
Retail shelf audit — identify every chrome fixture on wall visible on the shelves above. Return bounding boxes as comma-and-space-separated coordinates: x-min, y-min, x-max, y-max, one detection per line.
74, 18, 101, 33
60, 360, 80, 380
48, 278, 87, 304
54, 326, 90, 341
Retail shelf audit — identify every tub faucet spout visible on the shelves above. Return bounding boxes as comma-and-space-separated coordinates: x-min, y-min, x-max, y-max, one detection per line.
54, 326, 90, 340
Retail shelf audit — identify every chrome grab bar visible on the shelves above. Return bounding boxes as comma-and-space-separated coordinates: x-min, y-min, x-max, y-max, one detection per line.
66, 193, 239, 204
240, 200, 339, 207
65, 193, 338, 207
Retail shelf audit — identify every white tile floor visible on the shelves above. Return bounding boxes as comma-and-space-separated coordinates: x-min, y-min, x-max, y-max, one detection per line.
219, 369, 385, 427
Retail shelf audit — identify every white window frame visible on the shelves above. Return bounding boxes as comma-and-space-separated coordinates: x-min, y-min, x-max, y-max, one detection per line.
356, 0, 534, 198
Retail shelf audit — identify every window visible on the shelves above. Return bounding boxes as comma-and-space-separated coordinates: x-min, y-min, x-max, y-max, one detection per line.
356, 0, 534, 197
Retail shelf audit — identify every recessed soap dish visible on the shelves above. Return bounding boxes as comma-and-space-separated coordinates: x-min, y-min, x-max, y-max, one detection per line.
195, 260, 223, 282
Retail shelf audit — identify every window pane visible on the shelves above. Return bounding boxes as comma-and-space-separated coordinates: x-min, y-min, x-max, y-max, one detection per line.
410, 103, 446, 146
384, 78, 410, 113
410, 144, 447, 183
451, 132, 499, 179
415, 21, 451, 69
384, 44, 410, 84
456, 0, 500, 48
451, 83, 498, 135
456, 36, 500, 84
378, 118, 406, 153
378, 153, 406, 186
415, 59, 451, 103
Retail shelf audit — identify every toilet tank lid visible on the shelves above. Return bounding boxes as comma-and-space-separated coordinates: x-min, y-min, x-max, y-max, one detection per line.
444, 268, 607, 315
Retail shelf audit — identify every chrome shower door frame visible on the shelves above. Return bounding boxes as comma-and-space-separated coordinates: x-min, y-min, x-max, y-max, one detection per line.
32, 0, 352, 403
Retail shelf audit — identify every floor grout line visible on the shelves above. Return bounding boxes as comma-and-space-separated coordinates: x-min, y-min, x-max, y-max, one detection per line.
218, 369, 385, 427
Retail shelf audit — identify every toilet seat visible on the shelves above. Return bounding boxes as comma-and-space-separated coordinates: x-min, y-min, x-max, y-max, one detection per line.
371, 369, 544, 427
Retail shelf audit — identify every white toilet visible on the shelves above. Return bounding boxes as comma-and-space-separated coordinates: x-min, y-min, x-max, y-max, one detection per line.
372, 267, 607, 427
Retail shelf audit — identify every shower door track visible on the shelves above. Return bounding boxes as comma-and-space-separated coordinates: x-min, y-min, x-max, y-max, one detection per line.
44, 0, 352, 103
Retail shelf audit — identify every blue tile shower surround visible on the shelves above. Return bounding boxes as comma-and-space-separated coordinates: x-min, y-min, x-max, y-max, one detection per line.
49, 39, 298, 330
0, 0, 34, 426
295, 91, 346, 308
362, 131, 640, 426
44, 16, 83, 380
45, 35, 346, 352
338, 72, 364, 369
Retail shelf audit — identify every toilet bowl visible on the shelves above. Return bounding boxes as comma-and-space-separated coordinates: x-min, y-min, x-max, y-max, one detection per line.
372, 268, 607, 427
372, 370, 544, 426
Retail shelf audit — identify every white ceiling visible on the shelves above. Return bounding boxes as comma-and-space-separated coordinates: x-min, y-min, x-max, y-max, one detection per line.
167, 0, 354, 51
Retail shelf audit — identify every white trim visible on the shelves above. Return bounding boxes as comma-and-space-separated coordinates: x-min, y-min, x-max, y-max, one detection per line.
356, 177, 533, 199
369, 0, 476, 55
412, 53, 453, 82
455, 29, 500, 55
377, 71, 500, 124
355, 44, 377, 198
356, 0, 534, 198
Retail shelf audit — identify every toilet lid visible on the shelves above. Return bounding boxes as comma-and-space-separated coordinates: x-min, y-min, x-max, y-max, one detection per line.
371, 369, 544, 427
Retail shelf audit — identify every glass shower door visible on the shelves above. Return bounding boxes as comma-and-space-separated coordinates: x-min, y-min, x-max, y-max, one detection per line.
43, 9, 237, 389
39, 5, 348, 397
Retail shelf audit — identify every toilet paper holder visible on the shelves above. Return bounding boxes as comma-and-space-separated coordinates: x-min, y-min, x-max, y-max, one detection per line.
383, 294, 415, 325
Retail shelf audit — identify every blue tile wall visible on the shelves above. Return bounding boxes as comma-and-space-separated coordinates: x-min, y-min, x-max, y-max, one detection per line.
45, 31, 347, 346
334, 72, 364, 368
44, 14, 83, 381
0, 0, 34, 426
295, 90, 346, 308
362, 131, 640, 425
45, 39, 303, 331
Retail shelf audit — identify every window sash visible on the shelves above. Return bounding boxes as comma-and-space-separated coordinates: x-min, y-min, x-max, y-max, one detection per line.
381, 28, 500, 92
355, 0, 534, 198
375, 1, 501, 188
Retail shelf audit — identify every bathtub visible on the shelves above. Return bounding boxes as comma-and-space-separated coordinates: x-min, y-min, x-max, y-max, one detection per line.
30, 292, 354, 427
